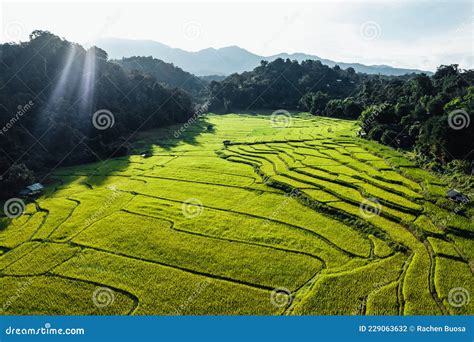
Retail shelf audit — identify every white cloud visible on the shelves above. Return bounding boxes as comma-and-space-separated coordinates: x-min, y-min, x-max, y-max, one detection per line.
0, 1, 472, 70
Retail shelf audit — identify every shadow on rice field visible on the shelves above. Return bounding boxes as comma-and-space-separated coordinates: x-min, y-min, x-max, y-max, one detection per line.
1, 113, 472, 316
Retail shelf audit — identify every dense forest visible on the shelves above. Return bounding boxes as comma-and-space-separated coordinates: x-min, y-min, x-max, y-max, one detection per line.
0, 31, 472, 198
358, 66, 473, 170
0, 31, 194, 197
208, 59, 363, 111
116, 56, 209, 99
208, 59, 473, 172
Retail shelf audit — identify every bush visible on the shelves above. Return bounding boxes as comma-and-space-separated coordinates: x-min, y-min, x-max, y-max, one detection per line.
0, 163, 35, 199
380, 130, 399, 146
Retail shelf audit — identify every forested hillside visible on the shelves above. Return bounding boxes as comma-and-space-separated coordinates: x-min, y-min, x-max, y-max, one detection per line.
208, 59, 363, 111
0, 31, 472, 199
0, 31, 194, 198
116, 56, 209, 98
92, 37, 432, 76
209, 59, 473, 171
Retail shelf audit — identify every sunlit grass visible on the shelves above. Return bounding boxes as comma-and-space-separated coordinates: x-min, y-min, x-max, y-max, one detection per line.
0, 113, 471, 315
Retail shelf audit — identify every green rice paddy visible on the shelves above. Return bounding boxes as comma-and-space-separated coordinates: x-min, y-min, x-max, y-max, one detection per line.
1, 113, 472, 315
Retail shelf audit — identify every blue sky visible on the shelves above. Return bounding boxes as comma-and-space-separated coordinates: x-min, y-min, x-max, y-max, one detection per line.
1, 0, 472, 71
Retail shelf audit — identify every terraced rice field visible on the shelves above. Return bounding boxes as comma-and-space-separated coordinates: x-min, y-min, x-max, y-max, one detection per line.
1, 113, 472, 315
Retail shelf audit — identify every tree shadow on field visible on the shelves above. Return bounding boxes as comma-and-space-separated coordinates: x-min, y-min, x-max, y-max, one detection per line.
44, 116, 214, 191
0, 116, 215, 243
132, 116, 213, 152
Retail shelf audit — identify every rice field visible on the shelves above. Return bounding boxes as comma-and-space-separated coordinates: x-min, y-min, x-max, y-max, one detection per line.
1, 113, 472, 315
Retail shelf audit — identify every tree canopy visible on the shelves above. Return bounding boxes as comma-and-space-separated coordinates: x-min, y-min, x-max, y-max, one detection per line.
0, 31, 194, 197
208, 59, 473, 171
116, 56, 209, 99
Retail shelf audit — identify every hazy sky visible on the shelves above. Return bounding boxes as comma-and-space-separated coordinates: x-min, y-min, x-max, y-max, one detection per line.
1, 0, 473, 71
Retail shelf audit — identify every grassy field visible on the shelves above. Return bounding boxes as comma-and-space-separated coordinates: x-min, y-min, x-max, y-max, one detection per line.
1, 113, 472, 315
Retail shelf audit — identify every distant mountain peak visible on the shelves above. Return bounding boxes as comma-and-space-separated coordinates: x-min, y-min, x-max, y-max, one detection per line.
218, 45, 245, 51
90, 37, 433, 76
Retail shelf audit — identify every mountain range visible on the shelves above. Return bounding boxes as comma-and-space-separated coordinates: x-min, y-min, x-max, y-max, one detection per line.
90, 37, 432, 77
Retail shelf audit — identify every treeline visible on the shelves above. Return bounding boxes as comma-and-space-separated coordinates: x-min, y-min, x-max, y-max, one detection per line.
0, 31, 194, 198
208, 59, 473, 171
1, 31, 472, 198
116, 56, 209, 99
358, 66, 473, 170
208, 58, 362, 111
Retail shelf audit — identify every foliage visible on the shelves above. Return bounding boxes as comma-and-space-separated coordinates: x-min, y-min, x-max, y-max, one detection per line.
0, 163, 35, 198
208, 59, 361, 112
116, 56, 209, 99
0, 31, 194, 198
209, 59, 473, 169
